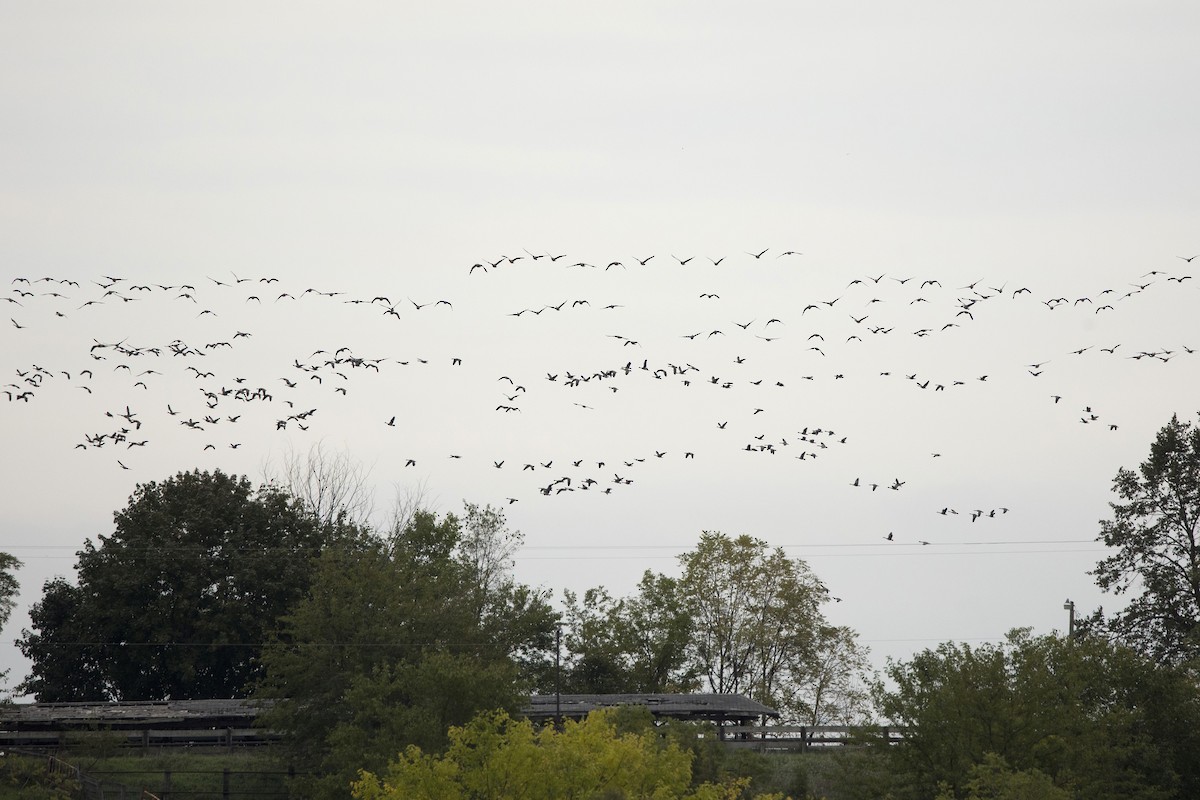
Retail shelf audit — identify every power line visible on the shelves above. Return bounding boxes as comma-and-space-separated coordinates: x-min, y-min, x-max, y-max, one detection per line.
2, 538, 1098, 555
12, 639, 533, 649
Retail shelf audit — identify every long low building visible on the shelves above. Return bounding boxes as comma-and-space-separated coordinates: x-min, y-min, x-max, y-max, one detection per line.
0, 693, 779, 749
0, 698, 269, 749
523, 692, 778, 729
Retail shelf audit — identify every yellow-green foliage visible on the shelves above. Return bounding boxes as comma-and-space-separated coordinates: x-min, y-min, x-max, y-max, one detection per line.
352, 708, 785, 800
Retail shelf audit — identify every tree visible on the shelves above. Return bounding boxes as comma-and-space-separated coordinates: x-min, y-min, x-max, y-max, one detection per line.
0, 552, 21, 691
17, 577, 108, 700
562, 572, 698, 694
933, 754, 1070, 800
562, 587, 632, 693
878, 629, 1200, 800
256, 503, 557, 800
1090, 412, 1200, 665
351, 708, 771, 800
678, 532, 828, 709
622, 571, 701, 693
17, 468, 343, 701
781, 624, 872, 727
562, 532, 868, 726
457, 503, 520, 612
263, 439, 376, 529
0, 553, 18, 629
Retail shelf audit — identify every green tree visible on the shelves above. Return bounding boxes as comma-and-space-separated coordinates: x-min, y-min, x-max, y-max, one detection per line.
1090, 412, 1200, 664
0, 553, 18, 631
879, 629, 1199, 800
563, 532, 868, 726
781, 624, 872, 727
256, 504, 557, 800
562, 572, 698, 694
17, 468, 342, 701
1, 552, 21, 692
622, 572, 700, 692
561, 586, 632, 693
351, 707, 771, 800
456, 503, 557, 689
678, 532, 828, 710
933, 754, 1070, 800
17, 577, 108, 700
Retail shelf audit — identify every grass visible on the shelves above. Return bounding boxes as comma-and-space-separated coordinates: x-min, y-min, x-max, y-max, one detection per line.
3, 747, 294, 800
0, 752, 77, 800
5, 739, 898, 799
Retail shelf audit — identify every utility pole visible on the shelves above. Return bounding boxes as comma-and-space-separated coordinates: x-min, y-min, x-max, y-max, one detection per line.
1063, 598, 1075, 639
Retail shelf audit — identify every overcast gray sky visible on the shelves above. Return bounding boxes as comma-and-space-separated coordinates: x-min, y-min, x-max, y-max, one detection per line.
3, 2, 1199, 699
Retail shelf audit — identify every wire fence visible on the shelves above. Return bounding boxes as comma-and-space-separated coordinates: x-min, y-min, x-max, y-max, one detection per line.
2, 749, 300, 799
83, 768, 296, 799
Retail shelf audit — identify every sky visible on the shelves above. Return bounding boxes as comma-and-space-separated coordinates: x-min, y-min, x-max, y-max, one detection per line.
2, 2, 1199, 701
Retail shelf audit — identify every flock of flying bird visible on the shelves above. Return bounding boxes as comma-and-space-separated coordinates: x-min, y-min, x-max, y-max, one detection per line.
4, 249, 1197, 545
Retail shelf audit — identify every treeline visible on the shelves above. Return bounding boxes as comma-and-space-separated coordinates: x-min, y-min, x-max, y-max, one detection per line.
3, 463, 864, 798
3, 412, 1200, 800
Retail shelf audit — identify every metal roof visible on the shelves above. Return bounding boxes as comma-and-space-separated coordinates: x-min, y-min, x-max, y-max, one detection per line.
522, 693, 779, 721
1, 693, 777, 731
0, 699, 266, 729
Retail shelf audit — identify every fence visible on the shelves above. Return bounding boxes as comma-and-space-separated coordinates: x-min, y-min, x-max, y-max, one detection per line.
0, 726, 279, 751
3, 748, 295, 799
5, 750, 139, 800
83, 768, 295, 799
720, 724, 906, 752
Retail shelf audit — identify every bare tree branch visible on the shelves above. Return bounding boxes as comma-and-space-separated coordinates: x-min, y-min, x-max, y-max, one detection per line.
261, 439, 376, 529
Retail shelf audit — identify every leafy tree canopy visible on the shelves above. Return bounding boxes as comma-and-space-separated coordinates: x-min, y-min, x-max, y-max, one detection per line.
680, 532, 841, 719
1090, 412, 1200, 665
933, 753, 1071, 800
0, 552, 19, 633
563, 531, 870, 725
0, 551, 21, 691
562, 571, 699, 694
17, 468, 346, 701
879, 629, 1200, 800
256, 503, 557, 800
